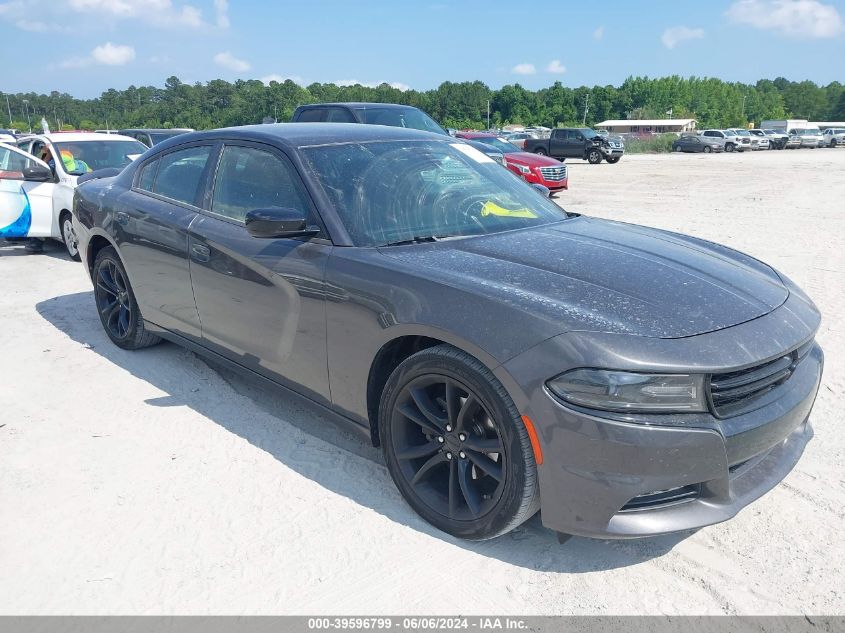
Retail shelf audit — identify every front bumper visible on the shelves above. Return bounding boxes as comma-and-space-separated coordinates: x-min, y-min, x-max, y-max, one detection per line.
499, 290, 822, 538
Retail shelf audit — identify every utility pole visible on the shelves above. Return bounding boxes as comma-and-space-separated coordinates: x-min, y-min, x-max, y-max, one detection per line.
22, 99, 31, 132
487, 100, 490, 130
5, 94, 12, 127
741, 94, 747, 120
582, 92, 589, 126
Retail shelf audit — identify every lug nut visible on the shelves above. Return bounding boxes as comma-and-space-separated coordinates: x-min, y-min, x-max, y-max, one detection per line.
445, 424, 452, 432
459, 451, 466, 459
437, 436, 444, 443
446, 452, 453, 460
458, 433, 466, 441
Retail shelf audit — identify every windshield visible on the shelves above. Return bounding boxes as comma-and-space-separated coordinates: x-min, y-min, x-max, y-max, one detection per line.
732, 129, 751, 136
470, 136, 520, 154
302, 140, 568, 247
578, 128, 600, 138
801, 128, 821, 135
358, 107, 447, 135
54, 140, 146, 174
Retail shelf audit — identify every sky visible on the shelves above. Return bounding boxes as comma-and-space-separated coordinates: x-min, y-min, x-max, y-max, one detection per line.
0, 0, 843, 98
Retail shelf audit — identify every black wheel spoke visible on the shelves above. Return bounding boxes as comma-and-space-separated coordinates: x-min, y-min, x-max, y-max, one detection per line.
455, 395, 480, 432
101, 300, 119, 320
399, 403, 442, 436
409, 387, 447, 429
462, 436, 502, 454
457, 458, 482, 517
396, 441, 440, 461
410, 452, 447, 487
444, 380, 461, 426
118, 305, 130, 336
448, 458, 460, 516
97, 281, 116, 297
467, 450, 503, 482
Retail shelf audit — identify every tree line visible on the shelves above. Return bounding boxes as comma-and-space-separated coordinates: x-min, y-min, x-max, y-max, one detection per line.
3, 75, 844, 133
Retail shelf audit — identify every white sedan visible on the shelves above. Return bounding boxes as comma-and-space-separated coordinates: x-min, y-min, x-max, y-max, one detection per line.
2, 132, 147, 259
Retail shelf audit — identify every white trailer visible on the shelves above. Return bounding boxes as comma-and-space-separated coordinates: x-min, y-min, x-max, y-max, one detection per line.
761, 119, 808, 132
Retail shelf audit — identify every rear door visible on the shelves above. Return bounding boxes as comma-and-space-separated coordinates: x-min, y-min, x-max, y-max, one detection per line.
187, 141, 333, 404
548, 129, 567, 157
0, 144, 54, 238
115, 142, 214, 341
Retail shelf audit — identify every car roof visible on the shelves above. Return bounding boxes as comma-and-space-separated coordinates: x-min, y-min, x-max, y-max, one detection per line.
119, 128, 193, 133
298, 102, 423, 110
155, 122, 447, 151
458, 132, 498, 138
31, 132, 140, 143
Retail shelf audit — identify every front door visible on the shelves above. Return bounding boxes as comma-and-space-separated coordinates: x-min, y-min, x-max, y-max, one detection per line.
0, 144, 54, 238
188, 142, 332, 404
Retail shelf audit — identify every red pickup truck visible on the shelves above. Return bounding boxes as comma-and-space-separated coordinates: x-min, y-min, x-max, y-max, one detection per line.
455, 132, 568, 193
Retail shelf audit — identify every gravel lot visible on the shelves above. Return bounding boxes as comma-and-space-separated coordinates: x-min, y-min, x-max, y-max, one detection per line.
1, 148, 843, 615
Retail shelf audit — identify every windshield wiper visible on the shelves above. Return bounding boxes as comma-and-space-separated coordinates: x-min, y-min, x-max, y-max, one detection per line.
381, 235, 452, 247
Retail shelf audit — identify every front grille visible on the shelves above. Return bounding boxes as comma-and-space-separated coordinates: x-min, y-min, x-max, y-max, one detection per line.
619, 485, 700, 512
538, 165, 567, 181
709, 340, 813, 417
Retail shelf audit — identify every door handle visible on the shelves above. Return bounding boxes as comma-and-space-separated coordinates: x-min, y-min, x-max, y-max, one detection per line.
191, 243, 210, 263
116, 211, 129, 226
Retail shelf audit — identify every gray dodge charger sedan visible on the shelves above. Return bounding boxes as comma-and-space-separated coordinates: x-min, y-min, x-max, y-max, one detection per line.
72, 124, 823, 541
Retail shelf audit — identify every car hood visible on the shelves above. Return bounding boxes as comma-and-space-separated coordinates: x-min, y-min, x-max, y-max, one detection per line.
378, 217, 788, 339
504, 152, 563, 167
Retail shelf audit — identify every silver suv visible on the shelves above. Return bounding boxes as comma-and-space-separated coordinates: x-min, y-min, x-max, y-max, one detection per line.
700, 129, 748, 152
822, 128, 845, 147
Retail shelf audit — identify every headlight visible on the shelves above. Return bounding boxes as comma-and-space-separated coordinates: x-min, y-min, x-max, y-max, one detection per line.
511, 163, 531, 174
546, 369, 707, 412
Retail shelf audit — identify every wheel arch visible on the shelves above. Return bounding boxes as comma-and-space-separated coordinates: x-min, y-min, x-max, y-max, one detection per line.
85, 230, 121, 278
364, 327, 507, 447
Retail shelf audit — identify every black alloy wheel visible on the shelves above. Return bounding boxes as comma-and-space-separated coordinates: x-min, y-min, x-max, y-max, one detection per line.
379, 345, 539, 540
93, 247, 160, 350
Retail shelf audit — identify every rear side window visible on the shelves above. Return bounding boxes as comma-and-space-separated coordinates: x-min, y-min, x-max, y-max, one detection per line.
296, 108, 325, 122
152, 145, 211, 206
326, 108, 355, 123
211, 145, 312, 224
137, 159, 158, 191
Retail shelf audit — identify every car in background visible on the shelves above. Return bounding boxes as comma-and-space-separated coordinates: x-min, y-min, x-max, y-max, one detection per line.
747, 129, 771, 150
72, 123, 823, 542
761, 129, 788, 149
8, 132, 147, 258
671, 135, 723, 153
790, 127, 822, 148
456, 132, 568, 193
0, 129, 17, 143
119, 128, 194, 147
523, 127, 624, 164
724, 129, 757, 151
822, 128, 845, 147
292, 102, 448, 136
504, 132, 539, 149
700, 130, 745, 152
94, 129, 118, 135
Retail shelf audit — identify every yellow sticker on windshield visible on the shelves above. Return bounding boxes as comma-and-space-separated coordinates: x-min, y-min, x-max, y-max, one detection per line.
480, 201, 538, 219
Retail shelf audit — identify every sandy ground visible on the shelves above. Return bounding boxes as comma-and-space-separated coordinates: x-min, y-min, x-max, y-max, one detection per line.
1, 148, 843, 615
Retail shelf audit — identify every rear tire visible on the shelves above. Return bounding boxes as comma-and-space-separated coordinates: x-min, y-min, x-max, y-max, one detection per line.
534, 148, 547, 156
93, 247, 161, 350
60, 212, 81, 261
379, 344, 540, 540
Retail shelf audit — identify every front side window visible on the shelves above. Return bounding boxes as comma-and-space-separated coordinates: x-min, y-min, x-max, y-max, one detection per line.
296, 109, 325, 122
152, 145, 212, 206
211, 145, 312, 223
0, 146, 41, 179
302, 140, 569, 247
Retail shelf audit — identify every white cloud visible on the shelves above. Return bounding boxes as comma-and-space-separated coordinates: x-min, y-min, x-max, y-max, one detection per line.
67, 0, 210, 28
725, 0, 843, 38
214, 0, 229, 27
57, 41, 135, 68
261, 74, 305, 85
661, 25, 705, 48
593, 25, 604, 39
511, 63, 536, 75
546, 60, 567, 74
334, 79, 411, 91
15, 18, 49, 31
214, 51, 251, 72
91, 42, 136, 65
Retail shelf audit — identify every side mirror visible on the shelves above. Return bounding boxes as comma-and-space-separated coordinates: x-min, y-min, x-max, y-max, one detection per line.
23, 164, 53, 182
530, 183, 551, 197
245, 207, 320, 239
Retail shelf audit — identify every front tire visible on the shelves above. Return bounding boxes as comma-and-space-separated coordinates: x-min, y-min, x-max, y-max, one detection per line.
725, 143, 735, 153
587, 149, 602, 164
93, 247, 161, 350
605, 155, 621, 163
703, 145, 712, 153
60, 212, 81, 261
379, 344, 540, 540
